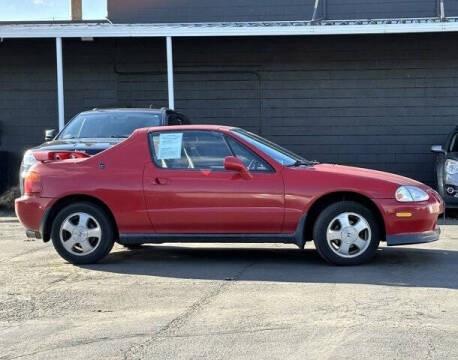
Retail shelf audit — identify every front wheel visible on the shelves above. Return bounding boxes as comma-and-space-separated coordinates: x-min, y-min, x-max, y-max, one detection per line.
313, 201, 381, 265
51, 202, 115, 264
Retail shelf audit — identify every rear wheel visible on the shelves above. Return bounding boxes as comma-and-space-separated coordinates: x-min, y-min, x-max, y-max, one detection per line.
313, 201, 380, 265
51, 202, 115, 264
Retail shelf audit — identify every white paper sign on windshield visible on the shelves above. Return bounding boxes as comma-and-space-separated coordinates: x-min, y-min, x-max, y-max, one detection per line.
157, 133, 183, 160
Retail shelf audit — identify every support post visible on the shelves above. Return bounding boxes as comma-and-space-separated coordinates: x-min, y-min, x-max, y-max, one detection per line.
440, 0, 446, 21
311, 0, 320, 22
56, 37, 65, 130
437, 0, 446, 21
166, 36, 175, 110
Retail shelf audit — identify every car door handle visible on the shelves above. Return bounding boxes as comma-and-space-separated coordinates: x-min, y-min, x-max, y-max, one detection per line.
153, 177, 170, 185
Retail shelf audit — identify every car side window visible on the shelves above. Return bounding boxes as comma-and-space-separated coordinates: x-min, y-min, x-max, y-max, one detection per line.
149, 130, 232, 170
225, 135, 273, 172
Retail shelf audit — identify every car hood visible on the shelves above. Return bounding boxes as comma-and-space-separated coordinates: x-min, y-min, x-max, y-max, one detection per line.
31, 138, 122, 155
313, 163, 425, 187
285, 163, 429, 200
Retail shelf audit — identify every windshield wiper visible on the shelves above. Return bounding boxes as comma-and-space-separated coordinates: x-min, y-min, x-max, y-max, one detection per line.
288, 160, 319, 167
109, 135, 129, 138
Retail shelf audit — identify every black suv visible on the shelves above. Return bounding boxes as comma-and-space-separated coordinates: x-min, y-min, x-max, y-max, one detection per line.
431, 126, 458, 208
20, 108, 189, 193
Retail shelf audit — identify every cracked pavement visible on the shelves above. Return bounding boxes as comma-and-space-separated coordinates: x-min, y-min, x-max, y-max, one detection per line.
0, 216, 457, 360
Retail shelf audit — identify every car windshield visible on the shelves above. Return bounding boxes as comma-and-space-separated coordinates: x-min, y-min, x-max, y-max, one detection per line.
231, 128, 313, 166
58, 112, 162, 140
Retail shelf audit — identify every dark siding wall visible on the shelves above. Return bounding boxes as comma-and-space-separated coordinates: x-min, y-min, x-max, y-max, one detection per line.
2, 34, 458, 189
108, 0, 320, 23
171, 35, 456, 185
0, 38, 117, 186
326, 0, 437, 20
107, 0, 450, 23
114, 38, 168, 109
63, 39, 118, 120
115, 38, 263, 133
444, 0, 458, 17
0, 39, 56, 185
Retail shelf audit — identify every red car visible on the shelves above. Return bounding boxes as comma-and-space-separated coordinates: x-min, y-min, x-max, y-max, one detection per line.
15, 125, 444, 265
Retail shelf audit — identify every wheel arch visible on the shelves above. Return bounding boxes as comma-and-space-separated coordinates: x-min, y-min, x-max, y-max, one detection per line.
40, 194, 118, 242
303, 191, 386, 244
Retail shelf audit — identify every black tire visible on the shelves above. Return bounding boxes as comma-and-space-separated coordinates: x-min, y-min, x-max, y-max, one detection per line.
51, 202, 115, 265
313, 201, 381, 265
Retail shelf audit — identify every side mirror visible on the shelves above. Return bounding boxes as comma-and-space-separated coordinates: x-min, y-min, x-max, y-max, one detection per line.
45, 129, 57, 142
224, 156, 252, 179
431, 145, 446, 154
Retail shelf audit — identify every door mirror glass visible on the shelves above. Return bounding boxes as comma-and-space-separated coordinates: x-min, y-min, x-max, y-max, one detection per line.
431, 145, 446, 154
45, 129, 57, 141
224, 156, 252, 179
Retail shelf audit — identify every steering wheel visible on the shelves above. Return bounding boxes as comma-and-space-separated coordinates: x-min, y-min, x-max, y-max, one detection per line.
247, 159, 257, 171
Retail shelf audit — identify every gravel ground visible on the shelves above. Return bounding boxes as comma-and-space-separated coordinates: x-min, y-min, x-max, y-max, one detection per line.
0, 216, 457, 360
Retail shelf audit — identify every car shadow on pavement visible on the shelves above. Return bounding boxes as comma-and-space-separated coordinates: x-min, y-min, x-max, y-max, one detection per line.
81, 245, 458, 290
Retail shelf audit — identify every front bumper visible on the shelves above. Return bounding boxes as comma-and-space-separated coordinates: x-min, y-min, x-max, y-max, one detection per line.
377, 190, 444, 243
386, 228, 440, 246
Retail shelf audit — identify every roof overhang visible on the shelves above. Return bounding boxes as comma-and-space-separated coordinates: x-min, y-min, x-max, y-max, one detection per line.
2, 17, 458, 38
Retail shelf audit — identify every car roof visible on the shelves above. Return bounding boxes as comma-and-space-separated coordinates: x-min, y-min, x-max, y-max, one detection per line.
79, 108, 167, 115
135, 124, 235, 134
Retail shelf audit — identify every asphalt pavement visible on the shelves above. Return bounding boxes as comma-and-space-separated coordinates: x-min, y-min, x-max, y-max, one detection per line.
0, 216, 457, 360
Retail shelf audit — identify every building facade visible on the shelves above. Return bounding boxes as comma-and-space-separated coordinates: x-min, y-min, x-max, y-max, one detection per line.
1, 0, 458, 191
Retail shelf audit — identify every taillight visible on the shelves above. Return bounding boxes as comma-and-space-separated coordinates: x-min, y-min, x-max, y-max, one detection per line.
24, 172, 42, 194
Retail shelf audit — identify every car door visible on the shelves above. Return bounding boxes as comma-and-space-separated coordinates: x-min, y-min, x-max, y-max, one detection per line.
143, 129, 284, 233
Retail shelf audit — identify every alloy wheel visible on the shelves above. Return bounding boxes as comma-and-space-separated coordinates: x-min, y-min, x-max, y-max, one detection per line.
326, 212, 372, 258
59, 212, 102, 256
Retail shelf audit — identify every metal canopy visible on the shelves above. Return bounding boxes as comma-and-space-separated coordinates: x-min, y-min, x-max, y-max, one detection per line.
2, 17, 458, 38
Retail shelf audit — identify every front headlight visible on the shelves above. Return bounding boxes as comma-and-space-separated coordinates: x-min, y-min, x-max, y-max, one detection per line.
445, 159, 458, 175
395, 186, 429, 202
21, 150, 38, 177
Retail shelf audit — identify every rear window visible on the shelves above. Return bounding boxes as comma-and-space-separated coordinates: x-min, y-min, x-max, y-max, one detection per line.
59, 112, 161, 139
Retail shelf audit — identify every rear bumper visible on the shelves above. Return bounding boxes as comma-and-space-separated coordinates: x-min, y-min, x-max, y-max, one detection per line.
386, 228, 440, 246
15, 195, 53, 238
